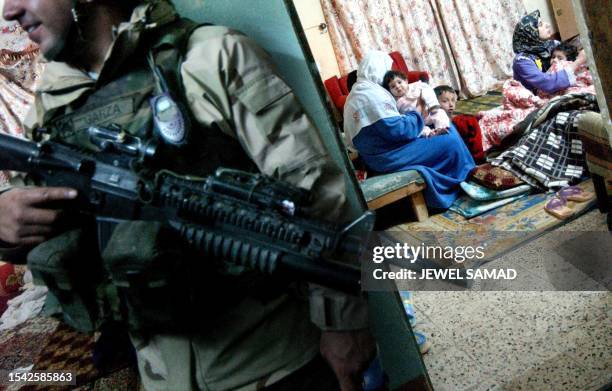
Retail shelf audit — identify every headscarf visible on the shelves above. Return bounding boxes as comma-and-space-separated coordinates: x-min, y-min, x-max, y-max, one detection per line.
512, 10, 556, 69
343, 51, 399, 148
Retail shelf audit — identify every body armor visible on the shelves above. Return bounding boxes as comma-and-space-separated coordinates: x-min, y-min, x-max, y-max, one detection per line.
28, 19, 277, 333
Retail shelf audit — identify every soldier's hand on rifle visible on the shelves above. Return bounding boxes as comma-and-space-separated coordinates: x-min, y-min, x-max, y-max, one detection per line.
0, 187, 77, 246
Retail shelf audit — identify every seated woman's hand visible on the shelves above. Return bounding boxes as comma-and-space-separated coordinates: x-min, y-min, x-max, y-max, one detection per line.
420, 127, 448, 138
575, 50, 587, 67
432, 128, 449, 136
567, 50, 587, 75
429, 108, 450, 130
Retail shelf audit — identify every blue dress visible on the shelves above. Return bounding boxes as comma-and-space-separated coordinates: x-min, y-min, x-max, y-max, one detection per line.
353, 112, 475, 209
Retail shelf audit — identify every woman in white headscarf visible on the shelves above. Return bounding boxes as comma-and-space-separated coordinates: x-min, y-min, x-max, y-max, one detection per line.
344, 51, 474, 209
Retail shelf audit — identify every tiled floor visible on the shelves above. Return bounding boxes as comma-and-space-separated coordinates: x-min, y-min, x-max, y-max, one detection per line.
412, 210, 611, 390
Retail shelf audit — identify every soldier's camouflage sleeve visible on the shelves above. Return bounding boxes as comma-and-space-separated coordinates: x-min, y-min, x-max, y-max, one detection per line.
181, 26, 369, 330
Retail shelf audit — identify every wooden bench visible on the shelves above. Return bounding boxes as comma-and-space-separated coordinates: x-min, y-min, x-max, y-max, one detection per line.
360, 170, 429, 222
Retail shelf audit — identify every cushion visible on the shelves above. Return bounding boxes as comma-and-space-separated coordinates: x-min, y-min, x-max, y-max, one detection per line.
576, 111, 611, 184
460, 181, 532, 201
452, 114, 485, 163
449, 193, 528, 218
323, 76, 345, 112
470, 163, 525, 190
0, 261, 22, 296
361, 170, 424, 203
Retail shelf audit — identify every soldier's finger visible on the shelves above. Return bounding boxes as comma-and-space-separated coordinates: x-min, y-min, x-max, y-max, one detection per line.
16, 207, 61, 226
22, 188, 78, 205
17, 224, 54, 237
18, 235, 47, 246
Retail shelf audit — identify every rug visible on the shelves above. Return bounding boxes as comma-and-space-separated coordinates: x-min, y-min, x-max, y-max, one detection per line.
390, 179, 596, 268
0, 316, 139, 391
455, 90, 503, 116
22, 323, 138, 391
0, 317, 59, 391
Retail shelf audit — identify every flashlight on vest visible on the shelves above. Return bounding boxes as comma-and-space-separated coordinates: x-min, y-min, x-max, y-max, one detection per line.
88, 125, 158, 163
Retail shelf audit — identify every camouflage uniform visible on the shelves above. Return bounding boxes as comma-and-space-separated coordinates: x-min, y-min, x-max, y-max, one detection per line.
0, 1, 368, 390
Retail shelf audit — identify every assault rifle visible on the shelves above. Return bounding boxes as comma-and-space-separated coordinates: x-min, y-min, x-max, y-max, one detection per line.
0, 128, 374, 293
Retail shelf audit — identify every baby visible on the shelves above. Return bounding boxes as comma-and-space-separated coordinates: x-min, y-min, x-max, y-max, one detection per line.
382, 70, 450, 136
542, 42, 593, 97
551, 41, 578, 63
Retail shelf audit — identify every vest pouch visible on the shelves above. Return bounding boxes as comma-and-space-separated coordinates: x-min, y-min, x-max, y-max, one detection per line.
102, 221, 191, 332
27, 229, 105, 332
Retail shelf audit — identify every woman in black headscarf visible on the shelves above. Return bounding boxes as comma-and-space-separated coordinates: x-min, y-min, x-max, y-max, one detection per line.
512, 10, 585, 94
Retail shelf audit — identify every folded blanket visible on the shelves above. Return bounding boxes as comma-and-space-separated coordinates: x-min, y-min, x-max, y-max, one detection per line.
449, 193, 528, 219
460, 181, 532, 201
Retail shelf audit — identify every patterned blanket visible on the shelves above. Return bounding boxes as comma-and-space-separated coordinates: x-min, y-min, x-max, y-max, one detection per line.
490, 94, 598, 189
479, 61, 595, 152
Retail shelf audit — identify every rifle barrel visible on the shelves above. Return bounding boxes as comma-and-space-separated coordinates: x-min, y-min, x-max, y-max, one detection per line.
0, 133, 39, 173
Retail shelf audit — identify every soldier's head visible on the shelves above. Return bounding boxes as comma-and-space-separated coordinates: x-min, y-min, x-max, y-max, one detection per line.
3, 0, 141, 62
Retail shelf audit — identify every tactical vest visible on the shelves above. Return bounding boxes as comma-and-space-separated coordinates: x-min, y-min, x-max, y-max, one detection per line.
27, 18, 283, 333
41, 18, 255, 177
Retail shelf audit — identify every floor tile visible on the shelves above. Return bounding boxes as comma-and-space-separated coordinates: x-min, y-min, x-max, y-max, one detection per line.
586, 375, 612, 390
422, 340, 484, 391
466, 379, 505, 391
498, 240, 605, 291
545, 317, 612, 373
421, 296, 510, 339
457, 324, 559, 381
552, 209, 608, 232
500, 353, 603, 391
531, 292, 608, 335
406, 211, 610, 390
412, 291, 474, 317
483, 291, 554, 322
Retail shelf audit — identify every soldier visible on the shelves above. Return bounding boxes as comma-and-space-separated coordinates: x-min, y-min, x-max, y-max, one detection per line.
0, 0, 375, 390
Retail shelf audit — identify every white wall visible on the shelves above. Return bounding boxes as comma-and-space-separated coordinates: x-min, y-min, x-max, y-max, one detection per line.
521, 0, 559, 32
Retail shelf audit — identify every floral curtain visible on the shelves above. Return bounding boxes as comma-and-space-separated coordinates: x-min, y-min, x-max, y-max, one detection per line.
0, 13, 43, 186
435, 0, 525, 96
320, 0, 525, 97
320, 0, 461, 90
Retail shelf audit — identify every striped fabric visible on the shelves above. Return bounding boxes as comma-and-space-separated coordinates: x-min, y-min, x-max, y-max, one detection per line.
491, 110, 587, 189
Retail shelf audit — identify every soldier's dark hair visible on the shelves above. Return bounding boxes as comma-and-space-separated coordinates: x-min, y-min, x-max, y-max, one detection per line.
433, 85, 456, 98
78, 0, 141, 13
382, 70, 407, 91
552, 42, 578, 61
